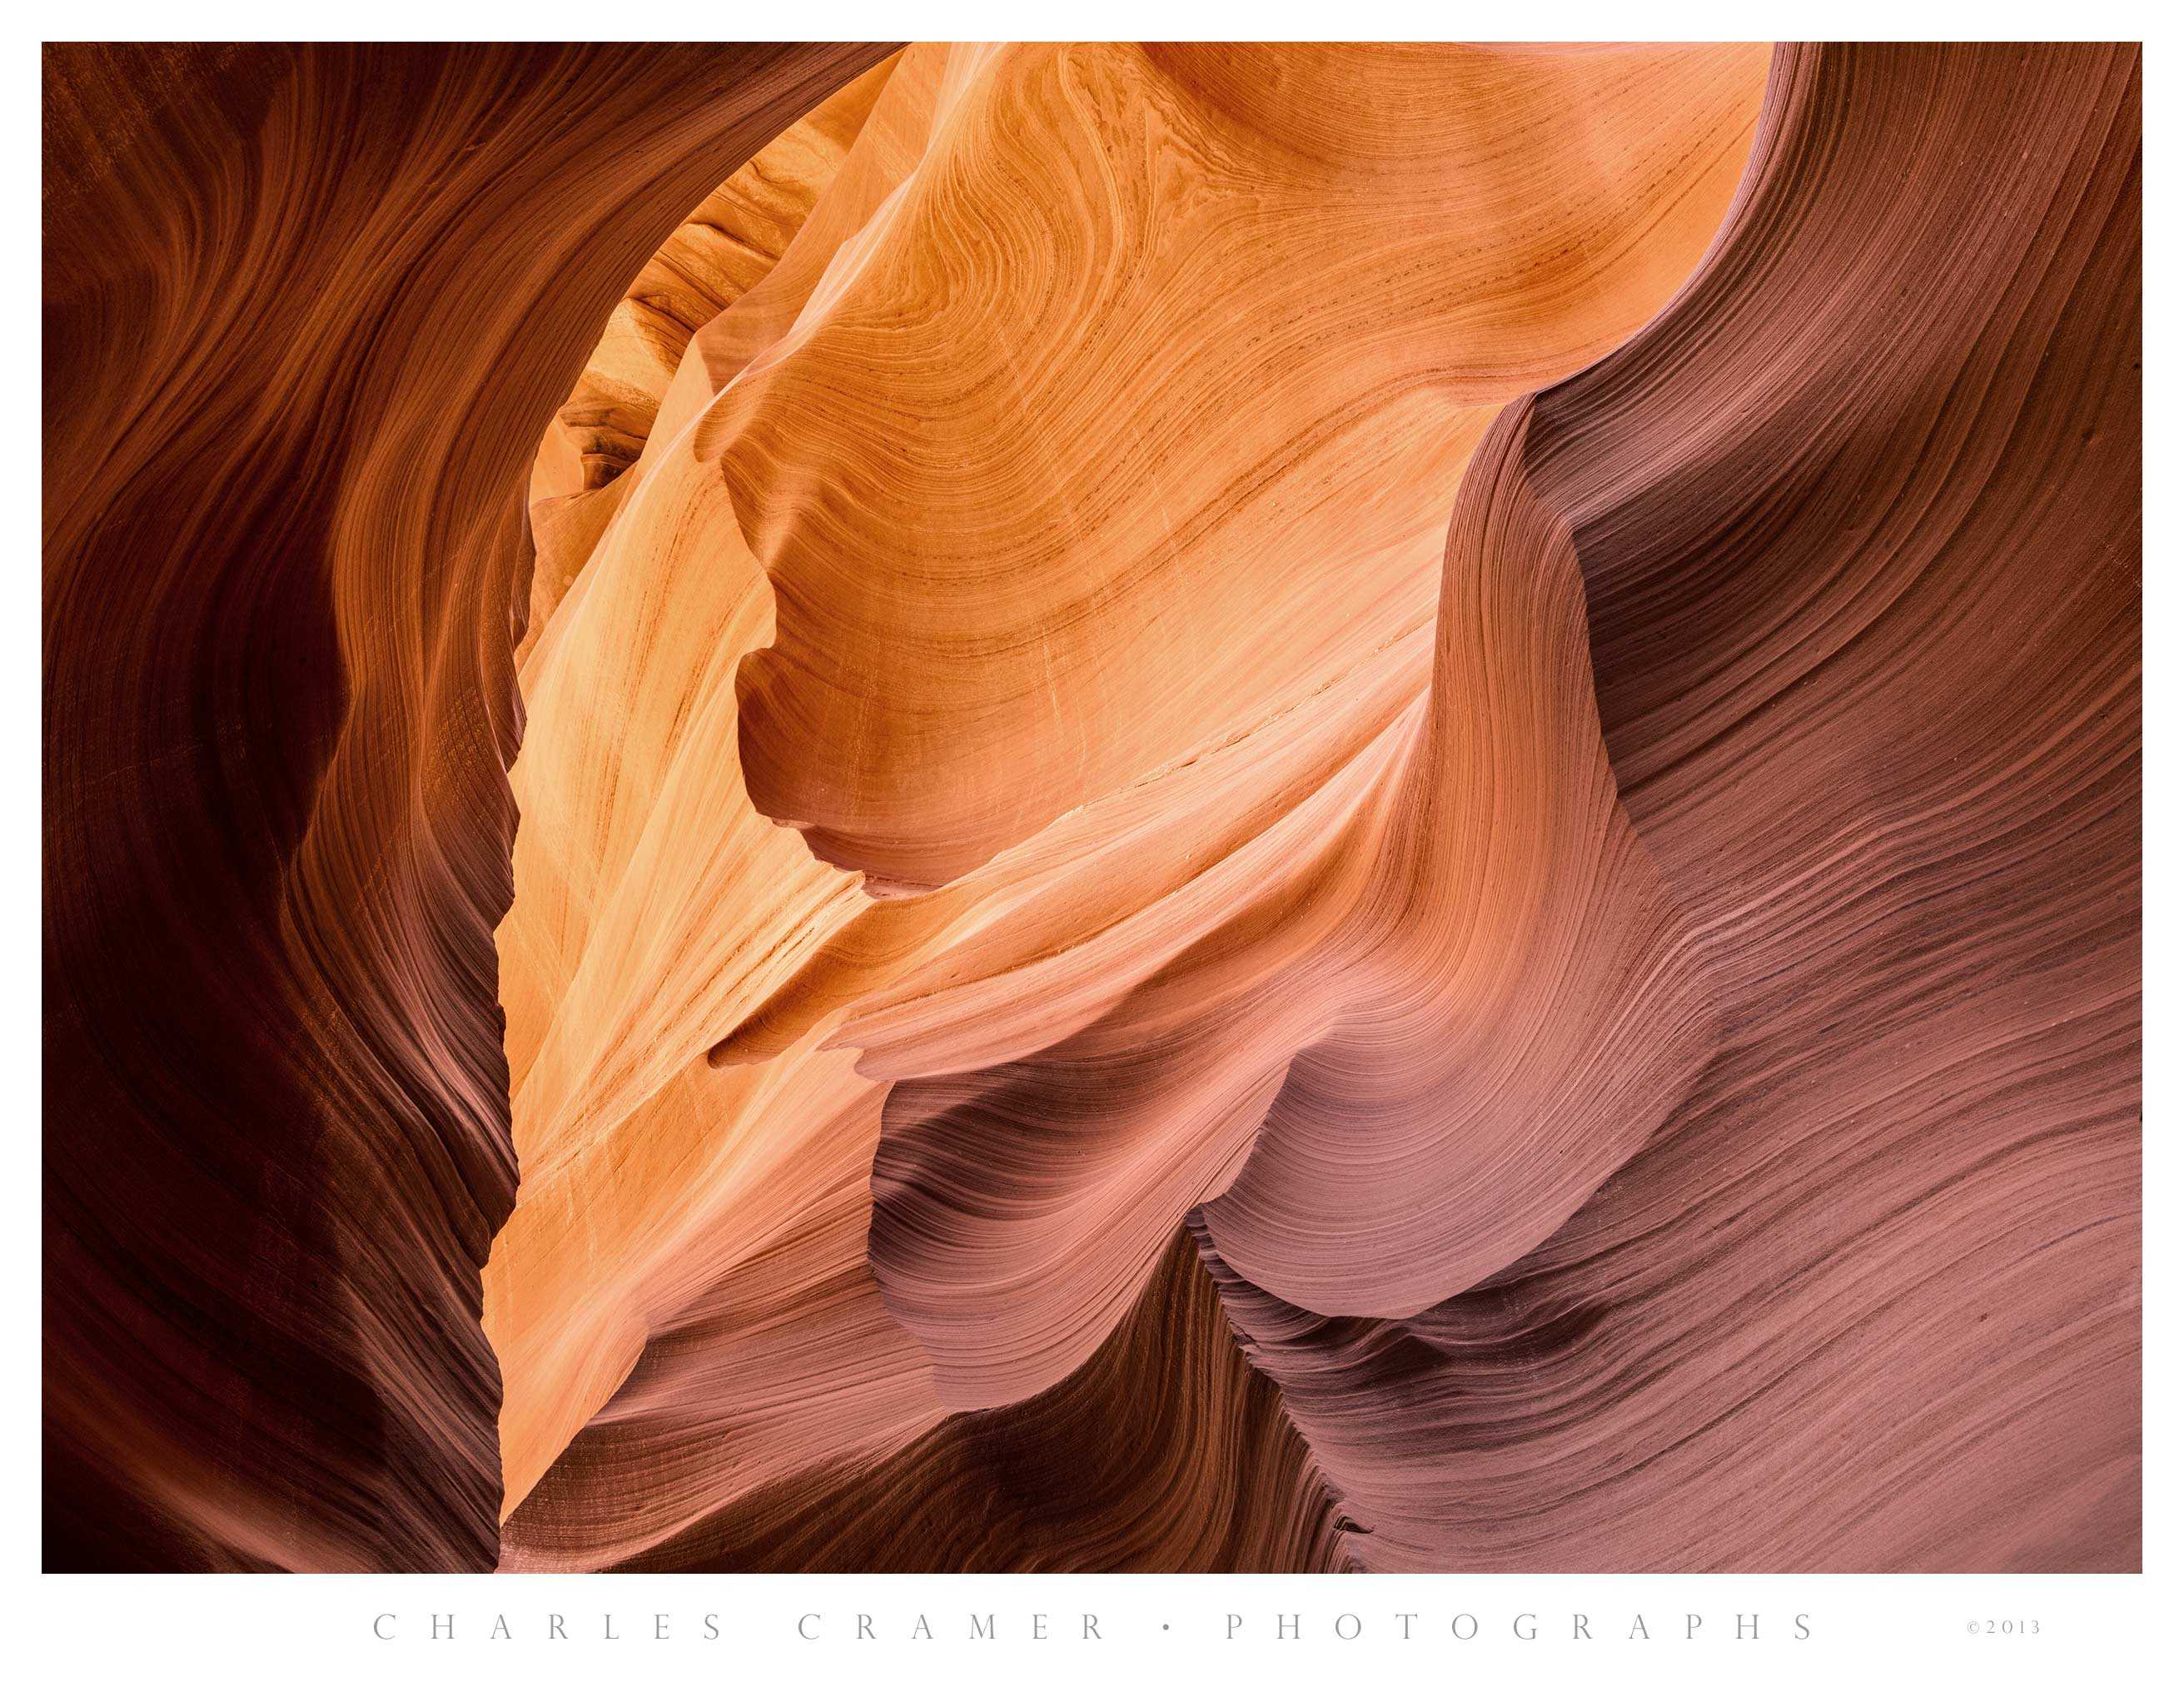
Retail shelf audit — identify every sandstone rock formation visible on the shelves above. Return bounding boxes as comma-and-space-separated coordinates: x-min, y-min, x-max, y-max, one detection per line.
43, 41, 2138, 1574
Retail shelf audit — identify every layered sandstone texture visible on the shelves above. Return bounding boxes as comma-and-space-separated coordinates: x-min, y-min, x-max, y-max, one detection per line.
44, 42, 2138, 1573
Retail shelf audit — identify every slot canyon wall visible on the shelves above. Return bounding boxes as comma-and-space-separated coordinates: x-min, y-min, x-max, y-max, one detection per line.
43, 41, 2138, 1572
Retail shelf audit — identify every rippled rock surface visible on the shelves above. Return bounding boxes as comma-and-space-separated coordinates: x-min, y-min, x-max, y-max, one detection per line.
43, 42, 2137, 1573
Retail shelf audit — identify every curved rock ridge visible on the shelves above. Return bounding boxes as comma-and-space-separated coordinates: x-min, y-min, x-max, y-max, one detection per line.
1196, 42, 2142, 1571
43, 40, 2138, 1577
507, 1230, 1353, 1572
498, 42, 2135, 1574
489, 41, 1768, 1565
42, 41, 897, 1572
863, 396, 1721, 1407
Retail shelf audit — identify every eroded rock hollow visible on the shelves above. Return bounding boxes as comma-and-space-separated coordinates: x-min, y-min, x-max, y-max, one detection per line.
43, 41, 2139, 1572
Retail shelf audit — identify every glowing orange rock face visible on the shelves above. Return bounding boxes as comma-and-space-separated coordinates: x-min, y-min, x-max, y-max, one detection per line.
486, 41, 1769, 1557
45, 41, 2138, 1575
727, 43, 1772, 894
